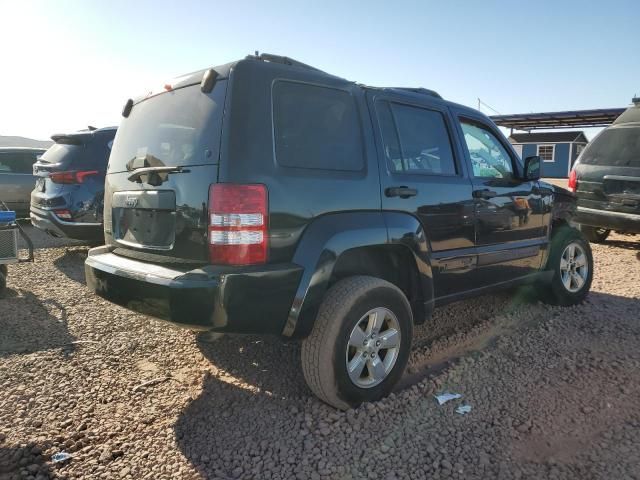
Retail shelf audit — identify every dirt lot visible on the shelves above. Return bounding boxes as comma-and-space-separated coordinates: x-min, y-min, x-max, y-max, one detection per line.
1, 226, 639, 480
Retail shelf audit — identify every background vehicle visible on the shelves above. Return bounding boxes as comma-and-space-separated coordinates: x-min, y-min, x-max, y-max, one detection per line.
30, 126, 116, 241
0, 147, 46, 217
571, 97, 640, 243
85, 54, 593, 409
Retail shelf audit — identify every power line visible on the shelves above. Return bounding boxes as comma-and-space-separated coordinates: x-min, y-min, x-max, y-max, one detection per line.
477, 98, 501, 115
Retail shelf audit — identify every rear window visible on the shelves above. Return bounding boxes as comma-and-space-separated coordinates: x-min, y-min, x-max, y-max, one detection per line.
273, 81, 364, 171
580, 126, 640, 168
108, 81, 227, 173
39, 144, 84, 169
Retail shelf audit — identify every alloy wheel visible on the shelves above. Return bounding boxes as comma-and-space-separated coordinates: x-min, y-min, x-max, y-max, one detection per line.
560, 241, 589, 293
345, 307, 401, 388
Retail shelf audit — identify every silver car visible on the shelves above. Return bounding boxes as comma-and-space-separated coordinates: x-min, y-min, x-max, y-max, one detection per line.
0, 148, 46, 216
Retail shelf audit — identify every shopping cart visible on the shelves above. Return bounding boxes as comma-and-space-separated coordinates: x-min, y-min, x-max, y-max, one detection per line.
0, 203, 34, 296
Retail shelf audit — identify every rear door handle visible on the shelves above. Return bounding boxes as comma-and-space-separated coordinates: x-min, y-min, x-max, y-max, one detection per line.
385, 186, 418, 198
473, 189, 497, 200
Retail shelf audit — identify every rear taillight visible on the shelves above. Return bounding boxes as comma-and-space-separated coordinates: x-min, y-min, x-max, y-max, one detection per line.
208, 184, 268, 265
568, 169, 578, 193
49, 170, 99, 184
53, 209, 72, 220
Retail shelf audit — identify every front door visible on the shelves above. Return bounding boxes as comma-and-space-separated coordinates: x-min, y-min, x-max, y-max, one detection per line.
455, 115, 546, 285
368, 92, 476, 299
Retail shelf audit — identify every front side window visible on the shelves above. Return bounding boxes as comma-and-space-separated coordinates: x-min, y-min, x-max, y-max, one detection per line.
538, 144, 555, 162
273, 82, 364, 171
376, 101, 457, 175
460, 121, 514, 179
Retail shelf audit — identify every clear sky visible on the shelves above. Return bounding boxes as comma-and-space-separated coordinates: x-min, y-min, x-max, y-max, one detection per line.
1, 0, 638, 140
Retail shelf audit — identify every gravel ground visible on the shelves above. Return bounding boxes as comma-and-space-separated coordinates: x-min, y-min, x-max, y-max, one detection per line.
1, 227, 639, 479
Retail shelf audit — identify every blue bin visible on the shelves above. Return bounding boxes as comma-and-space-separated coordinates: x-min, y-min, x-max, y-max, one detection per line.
0, 210, 16, 225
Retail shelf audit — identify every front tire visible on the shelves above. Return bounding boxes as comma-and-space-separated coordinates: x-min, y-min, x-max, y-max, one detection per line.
580, 224, 610, 243
543, 226, 593, 306
301, 276, 413, 410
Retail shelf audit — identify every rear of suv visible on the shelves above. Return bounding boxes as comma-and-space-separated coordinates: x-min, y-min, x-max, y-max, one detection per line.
571, 97, 640, 242
86, 54, 593, 409
30, 127, 116, 241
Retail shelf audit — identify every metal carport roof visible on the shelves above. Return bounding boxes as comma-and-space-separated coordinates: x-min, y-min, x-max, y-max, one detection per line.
491, 108, 626, 131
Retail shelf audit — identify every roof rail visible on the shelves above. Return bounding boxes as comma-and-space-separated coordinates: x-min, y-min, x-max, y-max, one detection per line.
394, 87, 442, 99
247, 52, 325, 73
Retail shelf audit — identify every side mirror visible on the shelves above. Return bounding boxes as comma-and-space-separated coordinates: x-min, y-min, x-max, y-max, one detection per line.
524, 155, 541, 181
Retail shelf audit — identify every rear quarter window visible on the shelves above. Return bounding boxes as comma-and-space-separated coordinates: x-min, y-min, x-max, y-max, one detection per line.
273, 81, 364, 171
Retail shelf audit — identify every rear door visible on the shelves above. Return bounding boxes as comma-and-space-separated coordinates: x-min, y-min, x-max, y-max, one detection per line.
368, 92, 476, 299
453, 113, 545, 285
103, 79, 227, 264
575, 124, 640, 217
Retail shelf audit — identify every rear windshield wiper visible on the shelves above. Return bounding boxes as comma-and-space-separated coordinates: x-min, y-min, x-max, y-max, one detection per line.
127, 166, 188, 183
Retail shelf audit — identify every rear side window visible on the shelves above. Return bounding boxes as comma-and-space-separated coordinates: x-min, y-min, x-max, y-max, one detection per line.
376, 101, 457, 175
0, 152, 37, 174
579, 126, 640, 168
273, 81, 364, 171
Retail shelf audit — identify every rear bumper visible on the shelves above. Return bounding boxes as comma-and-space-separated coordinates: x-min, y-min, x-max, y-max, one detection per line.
576, 206, 640, 233
85, 247, 303, 333
30, 206, 103, 241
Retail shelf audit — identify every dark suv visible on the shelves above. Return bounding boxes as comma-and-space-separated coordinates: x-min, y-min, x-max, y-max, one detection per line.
85, 54, 593, 409
571, 98, 640, 243
30, 127, 116, 241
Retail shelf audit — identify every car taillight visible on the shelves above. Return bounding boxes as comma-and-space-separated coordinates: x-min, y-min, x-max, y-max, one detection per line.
208, 184, 268, 265
53, 209, 72, 220
568, 169, 578, 193
49, 170, 99, 184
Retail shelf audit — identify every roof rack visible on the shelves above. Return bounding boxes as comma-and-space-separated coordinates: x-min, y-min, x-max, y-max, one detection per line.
247, 52, 325, 73
393, 87, 442, 99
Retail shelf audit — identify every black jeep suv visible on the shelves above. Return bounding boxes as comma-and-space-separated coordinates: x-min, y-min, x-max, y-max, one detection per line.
571, 98, 640, 243
85, 54, 593, 409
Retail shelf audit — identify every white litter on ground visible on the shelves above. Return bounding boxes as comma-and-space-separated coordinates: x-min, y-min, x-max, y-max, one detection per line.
434, 392, 463, 405
456, 405, 472, 415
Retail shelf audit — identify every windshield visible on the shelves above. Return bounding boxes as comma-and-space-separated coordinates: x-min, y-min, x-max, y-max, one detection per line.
579, 126, 640, 168
108, 80, 227, 173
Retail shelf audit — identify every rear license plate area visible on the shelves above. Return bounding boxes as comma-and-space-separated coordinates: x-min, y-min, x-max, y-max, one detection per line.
114, 209, 176, 250
112, 191, 176, 250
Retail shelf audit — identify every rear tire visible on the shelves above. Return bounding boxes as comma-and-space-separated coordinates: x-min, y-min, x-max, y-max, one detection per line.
301, 276, 413, 410
542, 226, 593, 306
579, 224, 610, 243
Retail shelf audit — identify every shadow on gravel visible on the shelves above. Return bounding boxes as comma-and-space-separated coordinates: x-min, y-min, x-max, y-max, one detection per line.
53, 247, 90, 284
604, 238, 640, 252
0, 289, 75, 357
175, 334, 309, 478
0, 445, 53, 479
